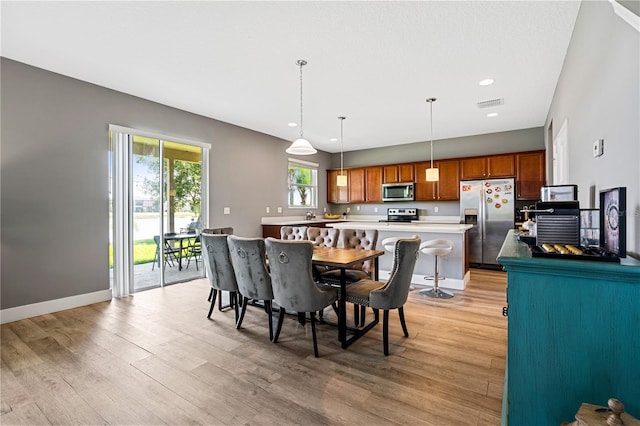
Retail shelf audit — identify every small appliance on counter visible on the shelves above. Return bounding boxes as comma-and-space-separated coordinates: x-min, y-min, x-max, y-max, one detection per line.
379, 208, 418, 223
522, 200, 622, 262
540, 184, 578, 201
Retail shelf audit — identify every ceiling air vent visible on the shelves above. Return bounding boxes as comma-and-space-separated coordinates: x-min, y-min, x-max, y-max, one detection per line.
477, 97, 504, 108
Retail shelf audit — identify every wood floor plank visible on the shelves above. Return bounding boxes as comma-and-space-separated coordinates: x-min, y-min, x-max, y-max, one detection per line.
0, 268, 508, 425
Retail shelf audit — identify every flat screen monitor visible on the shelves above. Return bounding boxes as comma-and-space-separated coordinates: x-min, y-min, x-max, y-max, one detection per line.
599, 187, 626, 257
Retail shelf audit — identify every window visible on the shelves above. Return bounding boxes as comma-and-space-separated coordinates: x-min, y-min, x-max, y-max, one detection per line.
288, 158, 318, 208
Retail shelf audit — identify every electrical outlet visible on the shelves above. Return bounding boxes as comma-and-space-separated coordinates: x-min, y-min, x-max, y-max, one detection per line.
223, 207, 230, 215
374, 207, 378, 212
593, 139, 604, 157
277, 207, 282, 213
356, 206, 360, 211
434, 206, 439, 213
346, 207, 351, 214
323, 207, 327, 213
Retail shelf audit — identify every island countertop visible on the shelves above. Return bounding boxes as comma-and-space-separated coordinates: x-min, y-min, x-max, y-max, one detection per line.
327, 221, 473, 234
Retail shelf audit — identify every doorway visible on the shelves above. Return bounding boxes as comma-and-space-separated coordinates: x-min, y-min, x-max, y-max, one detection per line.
109, 126, 210, 296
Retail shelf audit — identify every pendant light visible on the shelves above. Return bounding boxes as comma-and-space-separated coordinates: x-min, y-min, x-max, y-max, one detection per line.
426, 97, 439, 182
286, 59, 317, 155
337, 116, 348, 186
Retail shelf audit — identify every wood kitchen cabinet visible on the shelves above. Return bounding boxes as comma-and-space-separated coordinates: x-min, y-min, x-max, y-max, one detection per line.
383, 163, 415, 183
327, 169, 349, 204
460, 154, 515, 179
516, 150, 545, 199
365, 166, 383, 202
414, 159, 460, 201
348, 167, 366, 203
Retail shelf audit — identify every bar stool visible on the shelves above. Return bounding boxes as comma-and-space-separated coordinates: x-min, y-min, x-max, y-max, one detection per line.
419, 239, 454, 299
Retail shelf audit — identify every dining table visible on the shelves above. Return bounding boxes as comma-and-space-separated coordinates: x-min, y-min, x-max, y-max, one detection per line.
164, 232, 198, 270
312, 246, 385, 349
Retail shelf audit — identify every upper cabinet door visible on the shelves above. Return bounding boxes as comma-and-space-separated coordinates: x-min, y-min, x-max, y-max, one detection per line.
414, 161, 437, 200
516, 151, 545, 199
365, 166, 383, 202
460, 157, 487, 180
383, 165, 399, 183
436, 159, 460, 200
398, 163, 415, 182
487, 154, 515, 178
327, 169, 349, 204
348, 168, 366, 203
383, 163, 415, 183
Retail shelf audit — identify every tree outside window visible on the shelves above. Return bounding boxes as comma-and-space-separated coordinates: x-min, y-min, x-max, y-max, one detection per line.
288, 161, 317, 208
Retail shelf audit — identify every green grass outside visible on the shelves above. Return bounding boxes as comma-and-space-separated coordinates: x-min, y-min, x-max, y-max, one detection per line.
109, 239, 162, 267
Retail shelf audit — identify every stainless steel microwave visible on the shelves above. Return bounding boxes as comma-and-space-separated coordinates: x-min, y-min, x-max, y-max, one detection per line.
382, 182, 415, 202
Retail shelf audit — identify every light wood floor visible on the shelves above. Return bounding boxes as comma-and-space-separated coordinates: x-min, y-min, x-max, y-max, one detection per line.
1, 269, 507, 425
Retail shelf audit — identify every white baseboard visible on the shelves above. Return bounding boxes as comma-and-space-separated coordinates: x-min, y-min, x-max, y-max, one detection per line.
0, 289, 112, 324
378, 270, 470, 290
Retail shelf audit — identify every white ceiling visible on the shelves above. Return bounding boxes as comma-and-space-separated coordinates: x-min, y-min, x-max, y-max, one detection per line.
1, 1, 581, 153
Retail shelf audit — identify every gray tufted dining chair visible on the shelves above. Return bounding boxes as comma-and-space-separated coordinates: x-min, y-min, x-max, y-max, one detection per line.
264, 238, 338, 358
280, 226, 308, 240
306, 227, 339, 247
345, 236, 421, 355
227, 236, 275, 339
201, 232, 239, 322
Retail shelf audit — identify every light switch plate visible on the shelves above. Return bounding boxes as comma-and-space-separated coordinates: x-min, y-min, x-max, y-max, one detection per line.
223, 207, 230, 214
593, 139, 604, 157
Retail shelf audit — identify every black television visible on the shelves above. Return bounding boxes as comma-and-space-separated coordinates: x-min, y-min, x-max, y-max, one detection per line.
599, 187, 626, 258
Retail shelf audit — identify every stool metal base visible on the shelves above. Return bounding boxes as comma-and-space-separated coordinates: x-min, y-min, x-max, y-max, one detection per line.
420, 287, 454, 299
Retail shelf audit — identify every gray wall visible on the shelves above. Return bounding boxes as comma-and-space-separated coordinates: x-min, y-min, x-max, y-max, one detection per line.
0, 58, 331, 310
545, 1, 639, 258
335, 127, 544, 168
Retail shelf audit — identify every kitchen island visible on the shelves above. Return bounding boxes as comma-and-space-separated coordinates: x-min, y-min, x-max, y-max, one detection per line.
328, 221, 473, 290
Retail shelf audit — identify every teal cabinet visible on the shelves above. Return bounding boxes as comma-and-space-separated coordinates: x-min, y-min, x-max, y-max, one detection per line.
497, 231, 640, 425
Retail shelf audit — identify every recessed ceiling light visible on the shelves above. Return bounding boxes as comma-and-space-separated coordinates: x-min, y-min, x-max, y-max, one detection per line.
479, 78, 495, 86
487, 112, 499, 117
288, 122, 297, 127
329, 138, 338, 142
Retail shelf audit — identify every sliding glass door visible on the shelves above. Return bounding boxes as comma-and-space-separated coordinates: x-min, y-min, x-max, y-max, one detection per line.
109, 126, 209, 296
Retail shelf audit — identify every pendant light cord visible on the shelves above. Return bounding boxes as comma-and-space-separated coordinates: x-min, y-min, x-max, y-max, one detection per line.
339, 116, 346, 174
427, 97, 436, 168
298, 60, 305, 139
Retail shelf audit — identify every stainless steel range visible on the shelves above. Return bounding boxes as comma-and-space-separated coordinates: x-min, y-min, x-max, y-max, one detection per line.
379, 208, 418, 223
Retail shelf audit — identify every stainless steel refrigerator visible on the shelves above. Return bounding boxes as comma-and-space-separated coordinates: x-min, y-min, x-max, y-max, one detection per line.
460, 178, 515, 266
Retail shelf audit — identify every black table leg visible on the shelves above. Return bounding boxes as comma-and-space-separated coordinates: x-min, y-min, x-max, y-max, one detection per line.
339, 268, 347, 347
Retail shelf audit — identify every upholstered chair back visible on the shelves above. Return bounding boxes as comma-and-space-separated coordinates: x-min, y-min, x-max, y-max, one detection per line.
306, 227, 339, 247
227, 236, 273, 301
339, 229, 379, 274
202, 227, 234, 235
265, 238, 337, 313
369, 237, 421, 310
280, 226, 308, 240
201, 233, 238, 292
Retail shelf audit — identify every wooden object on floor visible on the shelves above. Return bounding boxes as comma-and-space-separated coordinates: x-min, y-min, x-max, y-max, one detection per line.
563, 398, 639, 426
1, 269, 507, 425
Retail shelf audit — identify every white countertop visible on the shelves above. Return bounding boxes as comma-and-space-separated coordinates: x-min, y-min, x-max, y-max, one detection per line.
261, 215, 461, 226
327, 221, 473, 234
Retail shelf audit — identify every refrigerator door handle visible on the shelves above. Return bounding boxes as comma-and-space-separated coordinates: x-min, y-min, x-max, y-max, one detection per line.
481, 192, 487, 240
479, 190, 484, 240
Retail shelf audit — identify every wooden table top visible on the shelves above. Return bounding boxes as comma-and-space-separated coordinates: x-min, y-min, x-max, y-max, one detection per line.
311, 246, 384, 268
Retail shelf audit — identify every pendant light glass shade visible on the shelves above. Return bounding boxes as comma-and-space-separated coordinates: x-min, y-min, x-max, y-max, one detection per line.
337, 116, 347, 186
287, 138, 316, 155
286, 60, 317, 155
426, 97, 439, 182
